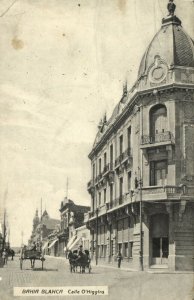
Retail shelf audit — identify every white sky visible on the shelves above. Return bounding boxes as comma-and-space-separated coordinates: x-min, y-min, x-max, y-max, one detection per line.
0, 0, 193, 246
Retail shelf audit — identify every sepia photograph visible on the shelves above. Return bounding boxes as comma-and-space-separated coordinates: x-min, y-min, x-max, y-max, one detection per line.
0, 0, 194, 299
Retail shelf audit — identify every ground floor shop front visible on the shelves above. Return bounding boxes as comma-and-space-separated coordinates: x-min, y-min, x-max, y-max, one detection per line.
87, 200, 194, 271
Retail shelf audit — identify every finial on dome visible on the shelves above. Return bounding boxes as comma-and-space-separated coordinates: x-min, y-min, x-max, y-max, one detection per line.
167, 0, 176, 16
162, 0, 181, 26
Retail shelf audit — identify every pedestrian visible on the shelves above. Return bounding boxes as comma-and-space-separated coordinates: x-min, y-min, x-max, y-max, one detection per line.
2, 249, 8, 265
116, 250, 123, 268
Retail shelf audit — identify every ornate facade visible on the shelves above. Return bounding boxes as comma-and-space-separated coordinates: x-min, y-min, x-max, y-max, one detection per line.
85, 2, 194, 271
57, 197, 90, 256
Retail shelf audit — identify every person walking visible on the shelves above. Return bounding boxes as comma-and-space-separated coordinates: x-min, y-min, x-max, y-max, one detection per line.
2, 249, 8, 265
116, 250, 123, 268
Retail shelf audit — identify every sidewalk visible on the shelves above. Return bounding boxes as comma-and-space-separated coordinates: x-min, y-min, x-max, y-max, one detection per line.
45, 255, 194, 274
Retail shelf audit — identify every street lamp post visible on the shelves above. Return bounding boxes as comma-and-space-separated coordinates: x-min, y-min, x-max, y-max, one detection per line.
95, 208, 99, 266
139, 177, 144, 271
135, 170, 143, 271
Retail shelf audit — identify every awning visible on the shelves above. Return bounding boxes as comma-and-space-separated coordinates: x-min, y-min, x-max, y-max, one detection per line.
42, 241, 49, 250
69, 237, 82, 251
64, 235, 77, 251
48, 239, 58, 249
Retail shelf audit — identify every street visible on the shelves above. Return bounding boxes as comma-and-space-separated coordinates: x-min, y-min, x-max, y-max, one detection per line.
0, 256, 193, 300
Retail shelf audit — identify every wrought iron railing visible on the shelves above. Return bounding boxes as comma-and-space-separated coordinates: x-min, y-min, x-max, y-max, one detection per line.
141, 131, 174, 145
115, 148, 132, 167
103, 164, 110, 174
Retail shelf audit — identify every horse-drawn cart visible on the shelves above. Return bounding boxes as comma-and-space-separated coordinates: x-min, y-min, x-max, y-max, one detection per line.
69, 250, 91, 273
20, 249, 45, 270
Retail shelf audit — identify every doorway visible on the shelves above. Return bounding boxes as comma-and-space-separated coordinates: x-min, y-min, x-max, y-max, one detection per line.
150, 214, 169, 266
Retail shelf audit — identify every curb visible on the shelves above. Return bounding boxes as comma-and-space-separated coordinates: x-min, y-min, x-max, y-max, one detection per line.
45, 256, 194, 274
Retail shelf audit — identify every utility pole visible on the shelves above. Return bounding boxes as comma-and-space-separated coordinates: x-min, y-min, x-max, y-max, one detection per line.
2, 209, 6, 250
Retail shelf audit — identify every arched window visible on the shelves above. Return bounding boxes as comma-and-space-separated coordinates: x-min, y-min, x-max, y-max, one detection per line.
150, 104, 167, 142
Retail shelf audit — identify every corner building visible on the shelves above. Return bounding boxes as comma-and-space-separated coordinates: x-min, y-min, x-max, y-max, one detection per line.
85, 5, 194, 271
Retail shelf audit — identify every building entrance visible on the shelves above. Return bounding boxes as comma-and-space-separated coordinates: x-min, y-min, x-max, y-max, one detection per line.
152, 237, 169, 265
150, 214, 169, 266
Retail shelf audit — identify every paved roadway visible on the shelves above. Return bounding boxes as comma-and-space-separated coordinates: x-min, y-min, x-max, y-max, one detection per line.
0, 255, 193, 300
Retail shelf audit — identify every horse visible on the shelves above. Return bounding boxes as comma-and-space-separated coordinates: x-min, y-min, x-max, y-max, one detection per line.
69, 250, 91, 273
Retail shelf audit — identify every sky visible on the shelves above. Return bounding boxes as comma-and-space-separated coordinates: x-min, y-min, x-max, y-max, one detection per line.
0, 0, 194, 246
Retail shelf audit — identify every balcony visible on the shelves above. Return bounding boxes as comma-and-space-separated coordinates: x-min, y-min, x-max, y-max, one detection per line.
87, 180, 94, 190
140, 131, 174, 149
87, 204, 108, 220
107, 194, 129, 210
115, 148, 132, 168
94, 173, 103, 185
102, 163, 110, 175
87, 180, 94, 194
137, 185, 194, 201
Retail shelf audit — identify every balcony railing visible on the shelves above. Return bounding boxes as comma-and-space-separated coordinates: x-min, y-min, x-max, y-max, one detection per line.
94, 173, 103, 184
103, 164, 110, 175
107, 194, 128, 210
86, 185, 194, 220
139, 185, 194, 201
141, 131, 174, 145
115, 148, 132, 167
87, 180, 94, 190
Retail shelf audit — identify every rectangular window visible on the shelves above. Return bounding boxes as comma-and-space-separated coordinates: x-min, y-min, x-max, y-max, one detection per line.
104, 245, 107, 258
110, 240, 114, 256
129, 242, 133, 258
123, 242, 128, 258
92, 163, 95, 180
99, 158, 101, 174
119, 135, 123, 155
104, 189, 106, 204
99, 192, 101, 206
110, 144, 113, 168
118, 243, 122, 254
110, 184, 113, 203
127, 127, 131, 152
104, 152, 107, 168
100, 245, 104, 258
119, 177, 123, 202
117, 219, 123, 243
128, 171, 131, 191
150, 160, 167, 186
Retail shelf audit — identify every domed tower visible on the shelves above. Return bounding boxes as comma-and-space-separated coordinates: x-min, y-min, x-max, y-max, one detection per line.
137, 1, 194, 271
138, 4, 194, 90
138, 1, 194, 186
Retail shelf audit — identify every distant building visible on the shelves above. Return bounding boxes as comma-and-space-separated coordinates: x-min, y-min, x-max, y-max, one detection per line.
29, 209, 60, 249
57, 197, 90, 256
85, 3, 194, 271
